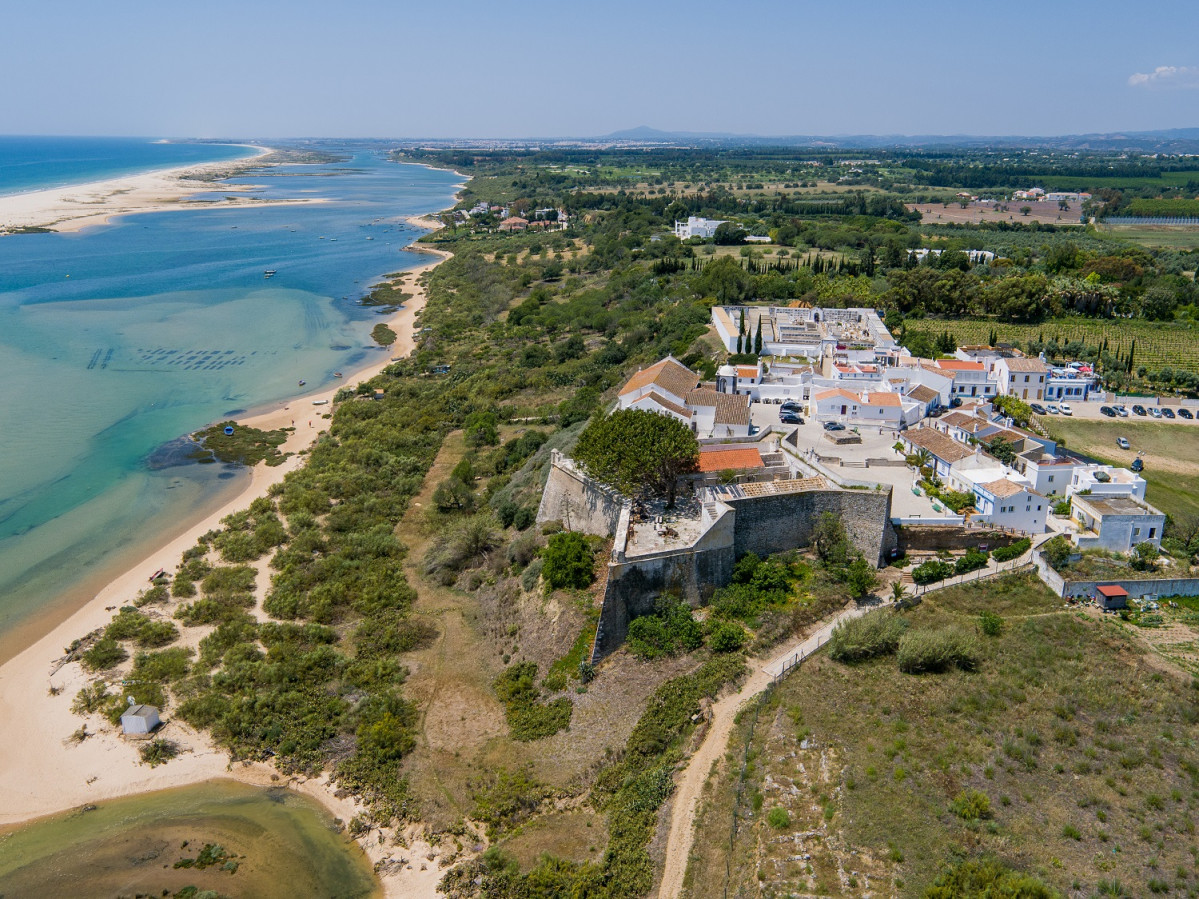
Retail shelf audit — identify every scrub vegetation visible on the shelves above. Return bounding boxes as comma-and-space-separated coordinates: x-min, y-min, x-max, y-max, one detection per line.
70, 143, 1199, 892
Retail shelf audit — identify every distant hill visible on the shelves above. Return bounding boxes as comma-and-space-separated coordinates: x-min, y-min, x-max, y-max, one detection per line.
596, 126, 1199, 153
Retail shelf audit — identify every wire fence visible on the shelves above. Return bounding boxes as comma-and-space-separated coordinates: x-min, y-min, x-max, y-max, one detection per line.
913, 558, 1034, 596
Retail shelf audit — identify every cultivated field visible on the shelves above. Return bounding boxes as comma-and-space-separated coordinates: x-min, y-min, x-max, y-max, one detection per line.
903, 317, 1199, 374
1099, 224, 1199, 251
907, 199, 1085, 226
682, 573, 1199, 897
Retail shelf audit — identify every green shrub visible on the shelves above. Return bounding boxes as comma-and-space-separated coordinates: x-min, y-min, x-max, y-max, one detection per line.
912, 560, 955, 585
540, 531, 595, 590
979, 610, 1005, 636
81, 637, 128, 671
1042, 535, 1073, 569
136, 620, 179, 648
520, 558, 543, 592
131, 647, 193, 684
708, 620, 747, 653
105, 608, 152, 641
139, 738, 180, 768
72, 680, 112, 714
135, 584, 170, 607
951, 788, 993, 820
493, 662, 573, 741
991, 538, 1031, 562
827, 610, 908, 663
422, 513, 503, 583
955, 551, 989, 575
940, 490, 976, 514
896, 627, 980, 674
626, 598, 704, 659
925, 856, 1058, 898
767, 807, 791, 829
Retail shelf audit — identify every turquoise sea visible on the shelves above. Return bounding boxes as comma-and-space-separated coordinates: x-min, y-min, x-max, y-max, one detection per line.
0, 139, 462, 655
0, 136, 254, 195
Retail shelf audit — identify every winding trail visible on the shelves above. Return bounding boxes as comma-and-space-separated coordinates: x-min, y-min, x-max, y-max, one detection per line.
656, 601, 884, 899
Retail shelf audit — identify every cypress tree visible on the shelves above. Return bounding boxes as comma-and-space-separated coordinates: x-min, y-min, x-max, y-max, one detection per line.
754, 318, 763, 355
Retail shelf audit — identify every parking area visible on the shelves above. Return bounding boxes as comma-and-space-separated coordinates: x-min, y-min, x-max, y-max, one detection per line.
1044, 398, 1199, 423
750, 401, 945, 519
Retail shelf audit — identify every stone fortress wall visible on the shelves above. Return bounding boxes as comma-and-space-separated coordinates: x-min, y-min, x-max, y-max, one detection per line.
535, 453, 896, 662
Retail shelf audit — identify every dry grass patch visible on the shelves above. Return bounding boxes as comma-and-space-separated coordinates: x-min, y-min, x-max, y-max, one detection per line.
683, 572, 1199, 896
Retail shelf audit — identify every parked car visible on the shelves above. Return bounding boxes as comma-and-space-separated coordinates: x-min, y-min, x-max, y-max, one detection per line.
780, 400, 802, 412
1046, 404, 1060, 414
1150, 407, 1163, 418
780, 412, 804, 425
1116, 437, 1131, 450
1162, 407, 1176, 419
1132, 404, 1147, 416
823, 421, 846, 431
1099, 406, 1116, 418
1131, 458, 1144, 472
1116, 405, 1129, 417
928, 406, 946, 417
1059, 403, 1073, 416
1030, 403, 1047, 415
1179, 408, 1194, 420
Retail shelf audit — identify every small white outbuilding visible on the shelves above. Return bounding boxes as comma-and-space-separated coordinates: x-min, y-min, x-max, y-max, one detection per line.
121, 703, 161, 735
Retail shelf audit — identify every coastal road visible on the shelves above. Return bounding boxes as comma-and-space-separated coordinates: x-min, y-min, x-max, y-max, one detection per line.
656, 600, 884, 899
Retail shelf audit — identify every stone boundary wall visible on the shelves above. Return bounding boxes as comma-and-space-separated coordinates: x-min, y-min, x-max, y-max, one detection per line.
896, 525, 1022, 554
1033, 552, 1199, 600
536, 451, 626, 538
592, 506, 736, 661
591, 487, 896, 663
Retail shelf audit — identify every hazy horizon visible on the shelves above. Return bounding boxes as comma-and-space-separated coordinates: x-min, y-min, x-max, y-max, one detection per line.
3, 0, 1195, 140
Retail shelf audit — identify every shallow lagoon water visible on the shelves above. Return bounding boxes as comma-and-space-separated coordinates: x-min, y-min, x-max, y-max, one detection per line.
0, 779, 379, 896
0, 148, 461, 652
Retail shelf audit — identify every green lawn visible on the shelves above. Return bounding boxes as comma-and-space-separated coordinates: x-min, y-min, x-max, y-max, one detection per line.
1044, 417, 1199, 520
684, 573, 1199, 897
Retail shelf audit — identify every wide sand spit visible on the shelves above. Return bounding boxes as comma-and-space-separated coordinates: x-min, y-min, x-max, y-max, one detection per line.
0, 145, 327, 233
0, 212, 461, 897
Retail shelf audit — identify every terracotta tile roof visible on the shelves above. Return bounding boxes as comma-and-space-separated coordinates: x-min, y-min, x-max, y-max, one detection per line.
631, 391, 692, 419
714, 393, 751, 426
697, 447, 764, 472
905, 427, 975, 463
941, 411, 985, 430
936, 360, 985, 372
735, 366, 758, 378
814, 388, 860, 403
686, 387, 721, 408
980, 477, 1029, 498
907, 385, 940, 404
1097, 585, 1129, 598
866, 392, 901, 407
618, 357, 698, 400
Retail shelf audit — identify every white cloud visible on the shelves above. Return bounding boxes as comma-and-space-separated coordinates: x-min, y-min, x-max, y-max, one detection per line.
1128, 65, 1199, 88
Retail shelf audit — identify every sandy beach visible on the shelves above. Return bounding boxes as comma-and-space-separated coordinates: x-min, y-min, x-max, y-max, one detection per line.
0, 145, 321, 233
0, 218, 457, 897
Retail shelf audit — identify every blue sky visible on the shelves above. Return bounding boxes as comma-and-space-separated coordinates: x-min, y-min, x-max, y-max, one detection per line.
2, 0, 1196, 139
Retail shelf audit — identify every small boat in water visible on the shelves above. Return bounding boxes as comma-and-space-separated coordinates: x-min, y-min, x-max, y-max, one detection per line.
298, 379, 306, 386
264, 270, 277, 278
333, 372, 343, 378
